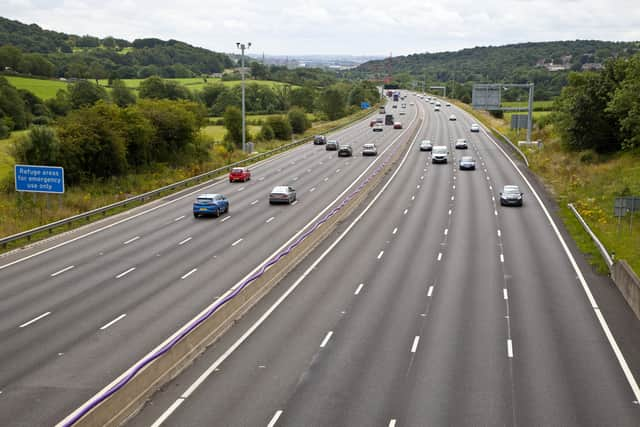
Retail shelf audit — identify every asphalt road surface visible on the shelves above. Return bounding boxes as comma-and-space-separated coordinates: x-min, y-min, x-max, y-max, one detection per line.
127, 95, 640, 427
0, 99, 420, 426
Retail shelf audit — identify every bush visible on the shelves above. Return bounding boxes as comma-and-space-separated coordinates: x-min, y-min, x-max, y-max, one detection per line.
0, 122, 8, 139
288, 107, 311, 134
489, 110, 504, 119
259, 124, 275, 141
266, 115, 292, 140
32, 116, 51, 125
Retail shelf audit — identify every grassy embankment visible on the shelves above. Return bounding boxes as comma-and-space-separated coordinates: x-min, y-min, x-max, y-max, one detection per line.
454, 99, 639, 274
0, 105, 376, 248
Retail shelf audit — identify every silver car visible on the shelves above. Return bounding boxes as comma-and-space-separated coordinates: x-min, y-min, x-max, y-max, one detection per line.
419, 140, 433, 151
455, 138, 468, 149
269, 186, 297, 204
362, 143, 378, 156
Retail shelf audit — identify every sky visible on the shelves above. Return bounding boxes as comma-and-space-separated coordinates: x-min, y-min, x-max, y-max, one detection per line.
2, 0, 640, 56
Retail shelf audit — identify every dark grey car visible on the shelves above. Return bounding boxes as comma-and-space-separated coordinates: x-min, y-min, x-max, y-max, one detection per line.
269, 186, 297, 204
326, 140, 339, 151
500, 185, 523, 206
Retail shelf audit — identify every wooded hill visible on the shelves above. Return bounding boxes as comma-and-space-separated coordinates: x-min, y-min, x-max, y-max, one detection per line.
0, 16, 234, 78
354, 40, 640, 99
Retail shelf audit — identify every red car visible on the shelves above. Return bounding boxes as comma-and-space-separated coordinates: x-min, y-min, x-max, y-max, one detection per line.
370, 119, 377, 127
393, 122, 403, 129
229, 167, 251, 182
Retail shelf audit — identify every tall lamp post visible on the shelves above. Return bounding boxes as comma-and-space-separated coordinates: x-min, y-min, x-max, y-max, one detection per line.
236, 42, 251, 152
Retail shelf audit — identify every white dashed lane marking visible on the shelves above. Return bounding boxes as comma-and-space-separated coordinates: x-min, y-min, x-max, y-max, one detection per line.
173, 215, 185, 222
266, 217, 275, 223
99, 313, 126, 330
320, 331, 333, 348
355, 283, 364, 295
123, 236, 140, 245
232, 239, 244, 247
19, 311, 51, 328
51, 265, 74, 277
178, 237, 192, 245
181, 268, 197, 279
116, 267, 136, 279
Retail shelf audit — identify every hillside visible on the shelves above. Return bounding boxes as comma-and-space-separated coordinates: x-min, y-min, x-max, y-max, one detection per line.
354, 40, 640, 99
0, 16, 233, 78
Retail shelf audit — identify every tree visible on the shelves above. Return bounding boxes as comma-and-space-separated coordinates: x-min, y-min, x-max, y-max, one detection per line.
259, 123, 274, 141
119, 107, 154, 170
139, 76, 191, 100
266, 115, 292, 140
68, 79, 108, 109
290, 86, 315, 112
45, 89, 71, 116
111, 79, 136, 107
318, 86, 346, 120
553, 71, 620, 152
223, 106, 243, 148
606, 55, 640, 150
13, 126, 60, 165
288, 107, 311, 134
0, 77, 27, 130
57, 102, 128, 183
134, 99, 202, 163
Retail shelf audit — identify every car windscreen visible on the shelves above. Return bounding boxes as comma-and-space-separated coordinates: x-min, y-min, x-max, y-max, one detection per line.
231, 168, 243, 173
196, 197, 214, 204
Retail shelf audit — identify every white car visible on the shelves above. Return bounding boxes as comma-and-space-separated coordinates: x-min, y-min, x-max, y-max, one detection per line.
419, 140, 433, 151
449, 114, 457, 121
455, 138, 468, 149
362, 143, 378, 156
470, 123, 480, 132
434, 106, 440, 112
446, 102, 451, 107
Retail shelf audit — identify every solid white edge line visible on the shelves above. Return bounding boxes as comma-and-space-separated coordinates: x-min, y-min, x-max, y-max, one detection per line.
354, 283, 364, 295
389, 419, 397, 427
507, 339, 514, 358
267, 410, 284, 427
99, 314, 127, 330
115, 267, 135, 279
181, 268, 197, 280
143, 103, 424, 427
427, 286, 434, 297
320, 331, 333, 348
482, 126, 640, 401
377, 251, 384, 260
123, 236, 140, 245
19, 311, 51, 328
411, 336, 420, 353
51, 265, 74, 277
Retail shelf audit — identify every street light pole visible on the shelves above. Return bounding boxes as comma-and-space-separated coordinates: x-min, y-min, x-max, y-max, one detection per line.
236, 42, 251, 152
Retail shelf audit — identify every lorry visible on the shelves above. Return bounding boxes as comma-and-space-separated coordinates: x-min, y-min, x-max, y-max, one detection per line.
385, 113, 394, 125
392, 91, 400, 102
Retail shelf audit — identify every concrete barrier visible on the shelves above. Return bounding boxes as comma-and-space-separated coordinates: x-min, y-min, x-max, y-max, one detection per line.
64, 116, 423, 427
612, 260, 640, 321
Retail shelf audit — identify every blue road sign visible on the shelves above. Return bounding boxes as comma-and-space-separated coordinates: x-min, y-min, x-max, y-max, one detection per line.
360, 102, 370, 109
15, 164, 65, 193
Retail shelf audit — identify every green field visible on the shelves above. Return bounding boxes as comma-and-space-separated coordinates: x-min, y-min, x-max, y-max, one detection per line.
97, 77, 294, 92
201, 125, 262, 141
501, 100, 555, 111
5, 76, 69, 100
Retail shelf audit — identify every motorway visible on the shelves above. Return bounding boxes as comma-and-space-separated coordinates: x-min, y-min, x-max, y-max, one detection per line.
2, 93, 640, 426
0, 100, 419, 426
126, 96, 640, 426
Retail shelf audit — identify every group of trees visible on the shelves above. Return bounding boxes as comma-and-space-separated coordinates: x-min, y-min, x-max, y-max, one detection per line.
14, 99, 207, 183
0, 18, 233, 80
553, 53, 640, 152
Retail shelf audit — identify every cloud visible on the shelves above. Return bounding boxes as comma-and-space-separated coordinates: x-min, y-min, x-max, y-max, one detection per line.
1, 0, 639, 55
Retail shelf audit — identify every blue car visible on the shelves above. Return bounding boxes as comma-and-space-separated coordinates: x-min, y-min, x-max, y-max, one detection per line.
193, 193, 229, 218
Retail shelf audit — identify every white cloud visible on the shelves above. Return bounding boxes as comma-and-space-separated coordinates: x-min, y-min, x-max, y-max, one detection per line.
1, 0, 639, 55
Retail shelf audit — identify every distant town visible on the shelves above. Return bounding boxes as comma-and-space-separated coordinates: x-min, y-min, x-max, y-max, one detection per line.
247, 54, 384, 70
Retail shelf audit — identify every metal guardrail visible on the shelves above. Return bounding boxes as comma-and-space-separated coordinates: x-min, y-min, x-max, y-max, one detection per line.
489, 127, 530, 167
568, 203, 614, 269
1, 108, 378, 249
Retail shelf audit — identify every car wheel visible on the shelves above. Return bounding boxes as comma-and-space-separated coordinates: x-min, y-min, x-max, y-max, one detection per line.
215, 207, 220, 218
193, 212, 199, 218
225, 204, 229, 213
